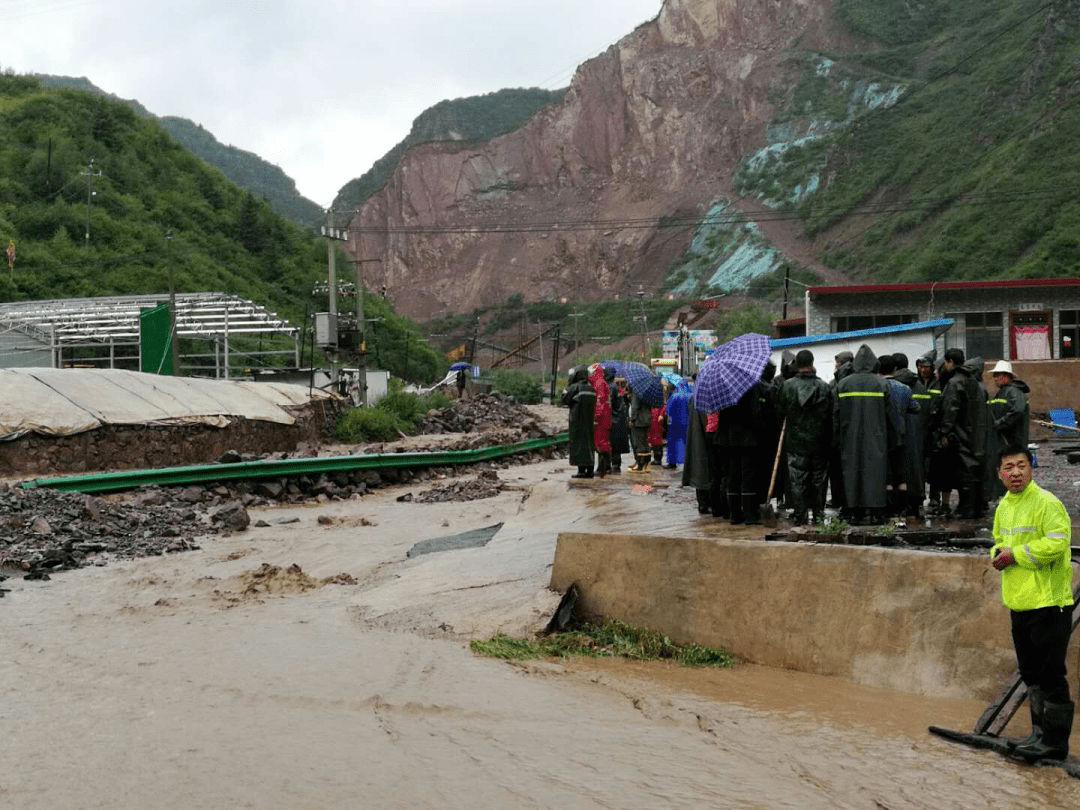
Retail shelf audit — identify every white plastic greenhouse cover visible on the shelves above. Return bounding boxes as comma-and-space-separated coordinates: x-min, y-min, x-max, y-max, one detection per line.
0, 368, 336, 441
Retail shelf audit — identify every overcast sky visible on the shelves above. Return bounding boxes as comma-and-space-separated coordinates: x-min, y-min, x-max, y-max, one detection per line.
6, 0, 662, 208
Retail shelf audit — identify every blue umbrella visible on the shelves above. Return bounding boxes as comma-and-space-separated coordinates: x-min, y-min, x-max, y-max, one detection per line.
449, 361, 471, 371
693, 333, 770, 412
660, 371, 683, 387
622, 362, 665, 408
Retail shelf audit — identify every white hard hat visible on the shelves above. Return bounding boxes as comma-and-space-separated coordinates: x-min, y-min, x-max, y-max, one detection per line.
990, 360, 1014, 376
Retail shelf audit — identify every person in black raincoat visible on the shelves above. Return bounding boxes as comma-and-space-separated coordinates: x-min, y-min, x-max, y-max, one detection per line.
627, 387, 654, 473
777, 350, 832, 524
607, 370, 630, 473
879, 354, 920, 517
828, 350, 855, 510
562, 366, 596, 478
989, 360, 1031, 455
757, 361, 784, 510
833, 344, 898, 523
681, 376, 714, 514
892, 352, 929, 515
717, 377, 767, 525
923, 356, 952, 514
936, 350, 987, 519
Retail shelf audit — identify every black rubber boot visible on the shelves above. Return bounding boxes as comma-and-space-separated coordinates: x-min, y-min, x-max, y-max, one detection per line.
1007, 688, 1045, 751
742, 494, 761, 525
571, 466, 590, 479
727, 493, 744, 525
595, 452, 609, 478
1013, 700, 1073, 762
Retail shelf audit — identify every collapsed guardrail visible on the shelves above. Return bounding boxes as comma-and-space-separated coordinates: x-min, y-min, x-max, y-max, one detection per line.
21, 433, 569, 495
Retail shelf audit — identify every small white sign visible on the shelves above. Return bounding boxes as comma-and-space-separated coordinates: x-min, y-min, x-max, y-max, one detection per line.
1017, 303, 1044, 311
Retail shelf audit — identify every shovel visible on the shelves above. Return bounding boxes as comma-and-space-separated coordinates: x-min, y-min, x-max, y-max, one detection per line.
760, 419, 786, 528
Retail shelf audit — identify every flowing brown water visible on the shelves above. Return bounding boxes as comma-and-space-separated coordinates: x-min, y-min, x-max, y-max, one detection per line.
3, 461, 1079, 809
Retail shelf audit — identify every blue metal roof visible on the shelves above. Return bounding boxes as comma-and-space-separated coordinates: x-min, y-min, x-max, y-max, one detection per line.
770, 318, 954, 348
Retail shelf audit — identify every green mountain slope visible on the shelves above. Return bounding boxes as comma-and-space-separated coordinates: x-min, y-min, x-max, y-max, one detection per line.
329, 87, 565, 224
737, 0, 1080, 283
34, 74, 324, 226
0, 75, 441, 381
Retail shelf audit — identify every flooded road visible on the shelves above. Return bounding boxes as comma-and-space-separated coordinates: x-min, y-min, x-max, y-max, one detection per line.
3, 458, 1078, 809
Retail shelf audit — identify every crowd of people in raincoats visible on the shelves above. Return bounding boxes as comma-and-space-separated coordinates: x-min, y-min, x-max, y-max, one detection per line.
563, 344, 1031, 527
562, 365, 693, 479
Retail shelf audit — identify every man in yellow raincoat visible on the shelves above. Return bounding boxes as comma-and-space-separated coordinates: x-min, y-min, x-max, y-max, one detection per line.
990, 445, 1074, 762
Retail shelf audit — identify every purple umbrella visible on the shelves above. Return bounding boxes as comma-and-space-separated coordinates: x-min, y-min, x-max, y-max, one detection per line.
622, 362, 665, 408
449, 361, 471, 371
599, 360, 625, 376
693, 333, 771, 412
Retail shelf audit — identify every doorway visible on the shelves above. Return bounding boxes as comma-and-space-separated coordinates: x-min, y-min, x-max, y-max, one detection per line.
1009, 311, 1052, 360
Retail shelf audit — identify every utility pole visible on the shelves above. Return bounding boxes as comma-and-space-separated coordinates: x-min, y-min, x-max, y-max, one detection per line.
635, 285, 649, 362
469, 315, 480, 366
80, 158, 102, 249
166, 231, 180, 376
353, 257, 382, 406
549, 325, 561, 403
321, 213, 346, 391
568, 311, 585, 365
536, 320, 545, 390
782, 265, 791, 320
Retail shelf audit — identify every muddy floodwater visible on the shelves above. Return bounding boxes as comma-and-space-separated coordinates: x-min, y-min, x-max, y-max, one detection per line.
3, 457, 1079, 809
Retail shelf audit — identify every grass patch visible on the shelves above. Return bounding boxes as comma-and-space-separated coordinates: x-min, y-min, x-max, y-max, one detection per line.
470, 618, 736, 668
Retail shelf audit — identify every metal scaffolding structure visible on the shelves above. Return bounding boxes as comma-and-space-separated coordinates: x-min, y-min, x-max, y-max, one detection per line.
0, 292, 300, 377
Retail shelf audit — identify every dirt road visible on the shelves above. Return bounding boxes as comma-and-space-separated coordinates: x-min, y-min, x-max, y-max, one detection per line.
3, 456, 1079, 809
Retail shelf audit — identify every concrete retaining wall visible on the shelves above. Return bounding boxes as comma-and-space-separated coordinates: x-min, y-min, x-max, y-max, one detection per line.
0, 399, 345, 477
551, 533, 1080, 701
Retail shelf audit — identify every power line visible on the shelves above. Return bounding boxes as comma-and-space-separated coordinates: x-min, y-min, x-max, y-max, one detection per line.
341, 185, 1076, 236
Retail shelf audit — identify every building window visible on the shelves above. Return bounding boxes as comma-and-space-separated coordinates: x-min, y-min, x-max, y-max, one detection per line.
945, 312, 1003, 360
1060, 310, 1080, 358
831, 313, 916, 332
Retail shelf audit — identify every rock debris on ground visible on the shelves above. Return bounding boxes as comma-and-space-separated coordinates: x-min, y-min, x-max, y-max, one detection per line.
412, 469, 509, 503
0, 399, 567, 580
0, 482, 246, 577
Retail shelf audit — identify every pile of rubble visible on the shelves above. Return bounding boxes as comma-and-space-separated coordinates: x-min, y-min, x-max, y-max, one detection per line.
0, 482, 250, 577
410, 469, 509, 503
414, 393, 554, 440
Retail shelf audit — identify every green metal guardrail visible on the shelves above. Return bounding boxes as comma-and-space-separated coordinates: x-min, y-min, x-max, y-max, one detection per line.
22, 432, 569, 495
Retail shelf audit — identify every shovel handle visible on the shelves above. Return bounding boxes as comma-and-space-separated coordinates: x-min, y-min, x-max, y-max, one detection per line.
767, 419, 786, 502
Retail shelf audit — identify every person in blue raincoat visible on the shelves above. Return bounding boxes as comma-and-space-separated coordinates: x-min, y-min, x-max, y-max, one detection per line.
664, 379, 692, 468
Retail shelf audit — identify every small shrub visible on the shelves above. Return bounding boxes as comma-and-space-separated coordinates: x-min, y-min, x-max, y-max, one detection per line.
335, 407, 412, 442
817, 516, 851, 535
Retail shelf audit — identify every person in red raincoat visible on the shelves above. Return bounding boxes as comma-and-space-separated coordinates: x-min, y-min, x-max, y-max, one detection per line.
588, 364, 612, 477
648, 400, 666, 466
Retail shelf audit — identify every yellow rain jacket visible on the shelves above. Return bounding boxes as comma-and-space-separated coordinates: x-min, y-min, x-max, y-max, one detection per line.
990, 481, 1073, 612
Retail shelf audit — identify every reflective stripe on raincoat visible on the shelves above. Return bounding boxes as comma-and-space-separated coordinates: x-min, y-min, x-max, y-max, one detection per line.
990, 481, 1073, 611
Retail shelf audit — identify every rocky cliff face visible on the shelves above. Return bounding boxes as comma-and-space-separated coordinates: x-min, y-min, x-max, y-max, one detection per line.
346, 0, 843, 319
